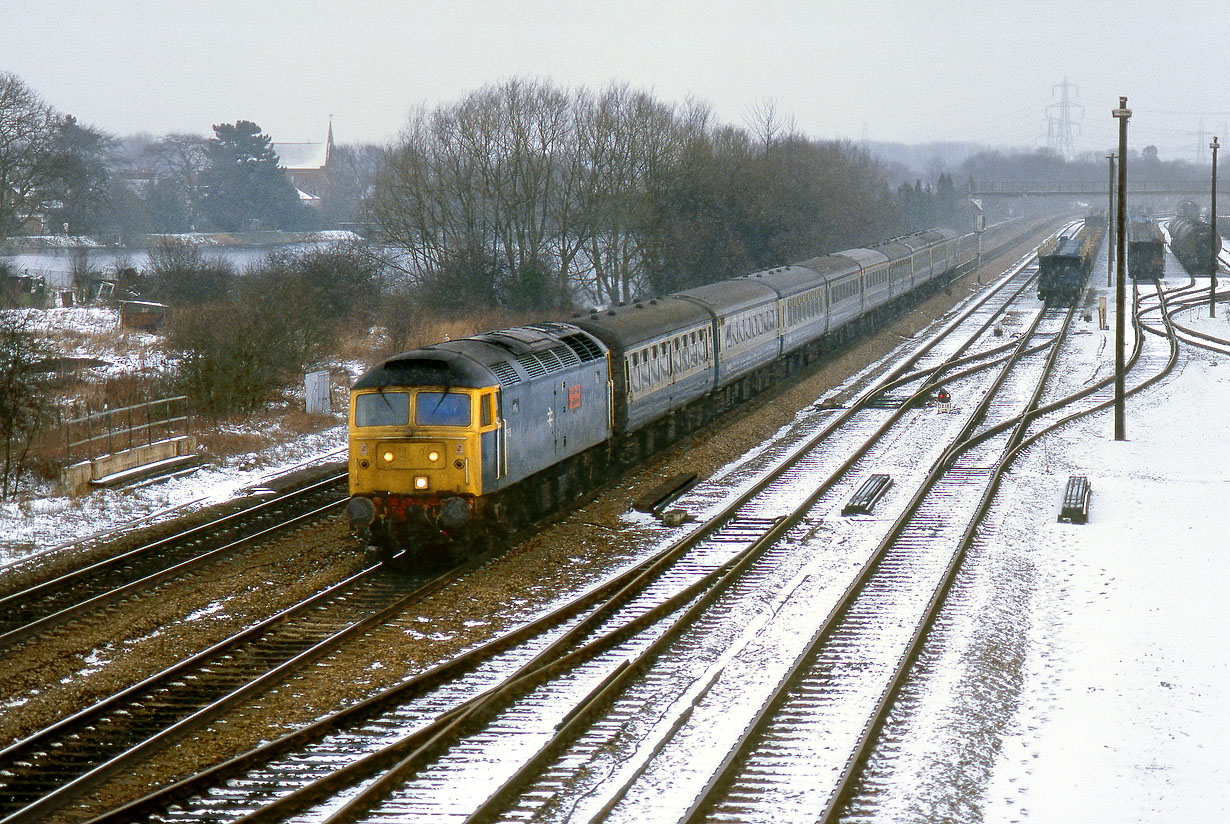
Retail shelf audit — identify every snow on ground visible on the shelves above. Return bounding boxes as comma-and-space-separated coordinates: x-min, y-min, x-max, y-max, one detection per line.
0, 304, 347, 568
973, 333, 1230, 822
0, 423, 346, 569
4, 257, 1230, 820
27, 305, 168, 376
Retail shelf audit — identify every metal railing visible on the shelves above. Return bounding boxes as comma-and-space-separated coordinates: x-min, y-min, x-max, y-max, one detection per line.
64, 396, 190, 464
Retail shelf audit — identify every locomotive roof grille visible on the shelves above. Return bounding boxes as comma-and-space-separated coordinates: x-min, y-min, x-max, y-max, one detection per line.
513, 344, 582, 380
561, 333, 604, 362
537, 348, 565, 372
517, 353, 548, 379
490, 361, 522, 386
553, 344, 581, 367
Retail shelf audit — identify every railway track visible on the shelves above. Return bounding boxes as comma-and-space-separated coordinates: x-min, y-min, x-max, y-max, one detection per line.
0, 221, 1065, 823
1151, 249, 1230, 354
72, 237, 1081, 823
470, 302, 1079, 824
0, 560, 469, 824
0, 469, 348, 650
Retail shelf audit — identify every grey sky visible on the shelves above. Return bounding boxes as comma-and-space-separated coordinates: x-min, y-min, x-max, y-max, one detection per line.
4, 0, 1228, 161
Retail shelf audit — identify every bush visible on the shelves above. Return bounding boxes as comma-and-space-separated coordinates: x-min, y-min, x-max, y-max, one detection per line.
164, 243, 389, 417
145, 239, 235, 306
164, 300, 283, 417
256, 242, 385, 322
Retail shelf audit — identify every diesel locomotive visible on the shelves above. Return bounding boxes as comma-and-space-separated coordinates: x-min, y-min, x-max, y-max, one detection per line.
1127, 213, 1165, 280
347, 227, 978, 561
1036, 217, 1104, 304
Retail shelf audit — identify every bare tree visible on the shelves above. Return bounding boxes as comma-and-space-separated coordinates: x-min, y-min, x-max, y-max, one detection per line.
370, 79, 907, 311
145, 132, 209, 228
0, 308, 54, 498
745, 97, 797, 150
577, 85, 695, 303
373, 80, 588, 309
0, 72, 60, 243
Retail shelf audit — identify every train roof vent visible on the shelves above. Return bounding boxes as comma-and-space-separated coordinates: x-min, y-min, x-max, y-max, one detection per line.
537, 348, 565, 373
516, 353, 548, 379
550, 344, 580, 368
560, 332, 604, 362
490, 361, 522, 387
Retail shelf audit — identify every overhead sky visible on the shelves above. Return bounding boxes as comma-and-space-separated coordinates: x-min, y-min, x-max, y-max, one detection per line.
5, 0, 1230, 163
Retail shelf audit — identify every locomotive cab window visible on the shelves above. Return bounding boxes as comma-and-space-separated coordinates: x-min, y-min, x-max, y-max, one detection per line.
415, 391, 472, 427
355, 391, 410, 427
480, 393, 494, 427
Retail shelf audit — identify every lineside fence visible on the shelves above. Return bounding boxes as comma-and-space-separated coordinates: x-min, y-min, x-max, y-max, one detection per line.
61, 396, 198, 494
64, 396, 190, 465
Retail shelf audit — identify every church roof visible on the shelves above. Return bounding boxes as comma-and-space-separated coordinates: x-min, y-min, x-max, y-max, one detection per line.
273, 123, 334, 171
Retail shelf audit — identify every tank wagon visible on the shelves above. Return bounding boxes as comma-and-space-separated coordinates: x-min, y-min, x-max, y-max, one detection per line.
1036, 219, 1103, 304
1169, 205, 1222, 275
1127, 214, 1165, 280
347, 227, 974, 562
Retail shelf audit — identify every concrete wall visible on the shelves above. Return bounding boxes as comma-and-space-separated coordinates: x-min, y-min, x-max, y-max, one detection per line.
61, 435, 197, 496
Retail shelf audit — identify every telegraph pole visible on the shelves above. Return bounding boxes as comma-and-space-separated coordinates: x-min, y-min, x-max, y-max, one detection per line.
1211, 136, 1219, 316
1107, 152, 1115, 286
1113, 97, 1130, 441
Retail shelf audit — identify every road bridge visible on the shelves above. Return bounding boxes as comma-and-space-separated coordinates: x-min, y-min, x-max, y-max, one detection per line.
970, 181, 1225, 198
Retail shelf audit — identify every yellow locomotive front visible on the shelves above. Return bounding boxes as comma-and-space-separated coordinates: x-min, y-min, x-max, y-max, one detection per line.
346, 379, 499, 552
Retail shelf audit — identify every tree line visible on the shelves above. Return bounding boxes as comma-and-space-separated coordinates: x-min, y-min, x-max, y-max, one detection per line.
0, 72, 380, 244
368, 79, 966, 312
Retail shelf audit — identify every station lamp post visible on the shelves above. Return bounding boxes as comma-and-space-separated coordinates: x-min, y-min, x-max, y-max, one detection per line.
1112, 97, 1130, 442
1212, 136, 1219, 317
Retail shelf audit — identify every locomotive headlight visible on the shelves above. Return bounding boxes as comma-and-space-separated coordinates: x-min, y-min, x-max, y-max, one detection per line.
414, 475, 429, 490
428, 450, 440, 463
382, 451, 395, 463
